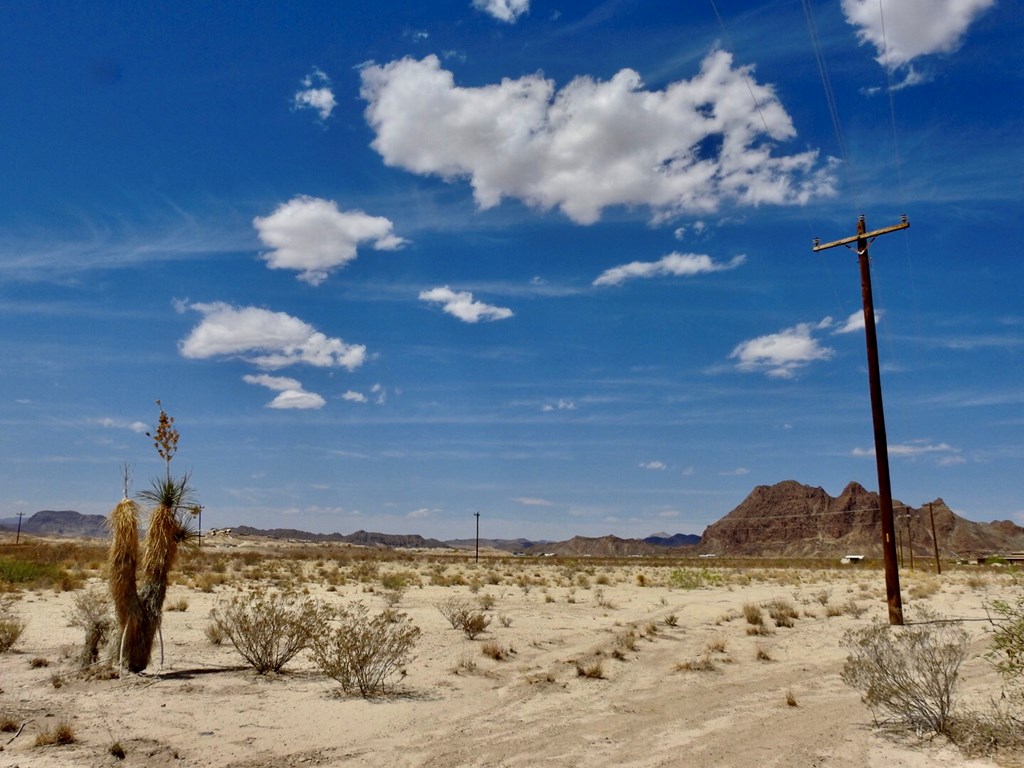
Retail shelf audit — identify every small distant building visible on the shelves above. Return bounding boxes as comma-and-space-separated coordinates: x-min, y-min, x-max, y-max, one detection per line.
840, 555, 865, 564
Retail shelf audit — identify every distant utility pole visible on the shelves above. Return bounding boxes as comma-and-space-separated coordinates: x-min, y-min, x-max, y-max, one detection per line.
15, 512, 24, 545
928, 502, 942, 575
906, 509, 914, 571
814, 214, 909, 626
474, 512, 481, 564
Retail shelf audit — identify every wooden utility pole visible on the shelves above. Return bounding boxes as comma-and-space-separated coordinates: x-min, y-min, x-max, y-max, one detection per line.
814, 214, 908, 625
906, 508, 914, 570
474, 512, 481, 564
15, 512, 24, 544
928, 502, 942, 574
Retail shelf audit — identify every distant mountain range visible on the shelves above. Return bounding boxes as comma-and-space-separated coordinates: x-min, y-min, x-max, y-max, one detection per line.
3, 481, 1022, 557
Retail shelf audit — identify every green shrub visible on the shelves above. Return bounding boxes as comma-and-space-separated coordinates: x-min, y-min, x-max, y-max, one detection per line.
210, 589, 331, 673
310, 602, 419, 697
841, 612, 968, 734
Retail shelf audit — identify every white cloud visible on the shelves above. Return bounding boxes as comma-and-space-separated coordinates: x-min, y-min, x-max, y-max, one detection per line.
513, 497, 555, 506
94, 417, 148, 433
542, 399, 576, 412
242, 374, 326, 410
179, 301, 366, 370
719, 467, 750, 476
731, 318, 835, 378
852, 441, 960, 459
293, 67, 337, 121
640, 461, 667, 471
407, 507, 434, 519
419, 286, 513, 323
842, 0, 994, 69
472, 0, 529, 23
253, 196, 406, 286
594, 253, 745, 287
360, 51, 835, 226
342, 390, 368, 403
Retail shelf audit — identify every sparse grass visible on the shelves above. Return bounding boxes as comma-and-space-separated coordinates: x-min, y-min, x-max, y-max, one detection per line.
481, 641, 513, 661
756, 646, 772, 662
576, 660, 605, 679
29, 656, 49, 668
785, 689, 798, 706
742, 602, 764, 626
767, 599, 798, 628
663, 613, 678, 627
0, 715, 20, 732
165, 596, 189, 612
34, 721, 76, 746
674, 655, 718, 672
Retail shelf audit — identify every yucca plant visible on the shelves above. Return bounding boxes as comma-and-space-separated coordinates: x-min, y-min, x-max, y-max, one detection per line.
108, 402, 200, 673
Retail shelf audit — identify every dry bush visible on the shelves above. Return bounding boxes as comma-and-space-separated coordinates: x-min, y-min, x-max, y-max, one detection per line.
497, 613, 513, 628
437, 596, 473, 629
576, 660, 605, 679
204, 620, 226, 645
310, 602, 419, 697
785, 689, 798, 707
985, 582, 1024, 686
674, 655, 718, 672
841, 612, 968, 734
461, 611, 491, 639
165, 597, 189, 612
481, 641, 513, 661
0, 593, 26, 653
64, 586, 114, 668
742, 602, 764, 626
210, 589, 331, 673
34, 721, 76, 746
908, 579, 940, 600
767, 599, 798, 628
756, 646, 772, 662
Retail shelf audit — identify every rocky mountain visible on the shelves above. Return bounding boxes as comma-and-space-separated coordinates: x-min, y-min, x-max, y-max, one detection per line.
0, 510, 107, 539
698, 480, 1024, 557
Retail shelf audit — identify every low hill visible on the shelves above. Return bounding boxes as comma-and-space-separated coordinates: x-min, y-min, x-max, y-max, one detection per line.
0, 510, 107, 539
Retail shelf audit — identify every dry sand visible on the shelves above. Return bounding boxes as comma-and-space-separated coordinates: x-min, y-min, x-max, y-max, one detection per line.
0, 543, 1019, 767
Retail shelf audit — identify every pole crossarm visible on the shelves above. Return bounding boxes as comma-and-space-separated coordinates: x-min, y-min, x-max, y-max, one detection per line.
813, 215, 908, 252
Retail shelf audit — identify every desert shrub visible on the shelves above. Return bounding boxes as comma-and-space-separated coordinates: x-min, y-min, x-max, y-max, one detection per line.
663, 613, 678, 627
985, 583, 1024, 687
674, 655, 718, 672
576, 660, 604, 679
460, 611, 491, 639
0, 594, 26, 653
481, 641, 512, 661
437, 596, 473, 629
767, 599, 798, 628
210, 589, 331, 673
497, 613, 513, 628
478, 593, 496, 610
204, 620, 226, 645
742, 603, 764, 626
310, 602, 419, 697
669, 567, 721, 590
841, 613, 968, 734
34, 721, 76, 746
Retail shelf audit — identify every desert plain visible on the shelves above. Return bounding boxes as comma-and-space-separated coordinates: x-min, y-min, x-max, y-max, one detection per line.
0, 533, 1021, 768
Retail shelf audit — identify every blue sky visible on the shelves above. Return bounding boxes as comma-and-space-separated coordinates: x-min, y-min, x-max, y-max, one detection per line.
2, 0, 1021, 540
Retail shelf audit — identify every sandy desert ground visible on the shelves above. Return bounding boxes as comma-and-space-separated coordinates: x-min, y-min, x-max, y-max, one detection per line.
0, 537, 1021, 768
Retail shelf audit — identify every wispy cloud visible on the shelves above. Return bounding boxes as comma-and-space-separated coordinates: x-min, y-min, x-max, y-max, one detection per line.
254, 196, 406, 285
419, 286, 513, 323
472, 0, 529, 23
93, 417, 148, 433
852, 440, 961, 460
293, 67, 336, 121
640, 460, 667, 470
178, 301, 366, 370
360, 51, 835, 225
730, 318, 835, 378
542, 399, 576, 412
594, 253, 745, 287
513, 497, 555, 506
243, 374, 326, 410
